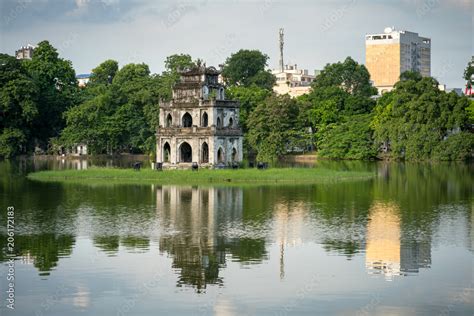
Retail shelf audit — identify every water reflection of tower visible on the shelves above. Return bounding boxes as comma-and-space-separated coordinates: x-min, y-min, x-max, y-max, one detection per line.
156, 186, 242, 291
365, 202, 431, 280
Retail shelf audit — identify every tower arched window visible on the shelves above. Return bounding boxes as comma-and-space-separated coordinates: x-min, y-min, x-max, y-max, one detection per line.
202, 112, 208, 127
163, 142, 171, 162
179, 142, 192, 162
182, 112, 193, 127
166, 114, 172, 127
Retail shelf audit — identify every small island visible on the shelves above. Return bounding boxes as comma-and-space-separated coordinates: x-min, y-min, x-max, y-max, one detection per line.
27, 167, 374, 185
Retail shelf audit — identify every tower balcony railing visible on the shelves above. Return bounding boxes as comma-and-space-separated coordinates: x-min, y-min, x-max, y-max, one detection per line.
158, 125, 242, 136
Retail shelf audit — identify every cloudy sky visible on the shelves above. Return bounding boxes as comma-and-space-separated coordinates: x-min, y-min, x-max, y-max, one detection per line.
0, 0, 472, 88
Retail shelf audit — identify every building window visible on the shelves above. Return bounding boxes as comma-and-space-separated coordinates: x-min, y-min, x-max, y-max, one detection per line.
217, 147, 224, 163
179, 142, 192, 162
182, 112, 193, 127
202, 112, 208, 127
231, 148, 237, 162
201, 142, 209, 163
228, 117, 233, 128
163, 142, 171, 162
217, 117, 222, 128
166, 114, 172, 127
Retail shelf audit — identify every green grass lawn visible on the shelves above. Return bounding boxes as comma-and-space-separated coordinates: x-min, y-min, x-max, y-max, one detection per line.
27, 167, 374, 185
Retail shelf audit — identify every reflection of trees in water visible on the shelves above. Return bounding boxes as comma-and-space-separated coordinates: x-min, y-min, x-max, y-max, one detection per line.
0, 234, 75, 276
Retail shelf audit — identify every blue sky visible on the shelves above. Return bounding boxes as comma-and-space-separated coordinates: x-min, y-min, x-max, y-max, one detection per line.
0, 0, 472, 88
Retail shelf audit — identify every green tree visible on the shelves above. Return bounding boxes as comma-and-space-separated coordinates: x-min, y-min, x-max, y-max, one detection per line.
222, 49, 275, 89
226, 85, 271, 132
464, 58, 474, 89
372, 72, 472, 160
89, 59, 118, 85
24, 41, 78, 151
62, 63, 160, 154
303, 57, 376, 159
158, 54, 195, 101
317, 114, 376, 160
247, 95, 300, 161
312, 57, 377, 97
0, 54, 39, 157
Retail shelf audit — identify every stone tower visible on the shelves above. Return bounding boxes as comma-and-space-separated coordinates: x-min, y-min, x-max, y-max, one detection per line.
156, 65, 243, 169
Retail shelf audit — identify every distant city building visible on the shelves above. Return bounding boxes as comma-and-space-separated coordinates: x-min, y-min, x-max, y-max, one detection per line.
156, 64, 243, 169
271, 28, 317, 97
365, 27, 431, 94
272, 64, 316, 97
76, 74, 91, 87
15, 44, 35, 60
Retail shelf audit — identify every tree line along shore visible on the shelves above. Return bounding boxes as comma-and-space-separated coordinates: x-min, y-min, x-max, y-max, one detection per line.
1, 41, 473, 162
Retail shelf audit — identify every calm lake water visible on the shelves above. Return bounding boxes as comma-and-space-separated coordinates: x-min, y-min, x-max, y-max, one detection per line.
0, 158, 473, 315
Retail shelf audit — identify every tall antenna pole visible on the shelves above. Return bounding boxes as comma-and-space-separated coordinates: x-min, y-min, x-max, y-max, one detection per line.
279, 28, 284, 72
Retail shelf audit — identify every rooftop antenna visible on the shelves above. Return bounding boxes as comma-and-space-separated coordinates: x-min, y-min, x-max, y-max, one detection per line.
279, 28, 284, 72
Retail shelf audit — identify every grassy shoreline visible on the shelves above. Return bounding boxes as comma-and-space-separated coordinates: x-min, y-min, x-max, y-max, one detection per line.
27, 167, 374, 185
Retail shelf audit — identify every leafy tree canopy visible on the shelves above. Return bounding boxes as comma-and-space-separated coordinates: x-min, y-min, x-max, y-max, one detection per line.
222, 49, 276, 90
0, 54, 40, 157
247, 94, 301, 161
463, 58, 474, 85
311, 57, 377, 97
372, 72, 472, 160
89, 59, 118, 85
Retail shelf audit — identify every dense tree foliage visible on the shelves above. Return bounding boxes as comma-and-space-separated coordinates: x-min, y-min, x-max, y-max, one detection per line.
24, 41, 78, 150
60, 54, 196, 155
61, 63, 160, 154
464, 58, 474, 88
226, 85, 271, 133
247, 95, 302, 161
317, 114, 376, 160
89, 59, 118, 86
221, 49, 275, 90
312, 57, 377, 97
303, 57, 377, 159
0, 54, 39, 157
372, 72, 473, 160
1, 40, 472, 162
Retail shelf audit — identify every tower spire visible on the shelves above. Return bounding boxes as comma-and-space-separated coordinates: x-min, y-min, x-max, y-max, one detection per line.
279, 28, 284, 72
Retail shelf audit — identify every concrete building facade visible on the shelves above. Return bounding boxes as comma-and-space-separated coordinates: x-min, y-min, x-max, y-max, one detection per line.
365, 27, 431, 94
15, 44, 35, 60
156, 65, 243, 169
271, 64, 316, 97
